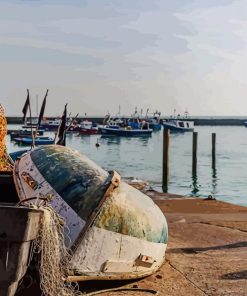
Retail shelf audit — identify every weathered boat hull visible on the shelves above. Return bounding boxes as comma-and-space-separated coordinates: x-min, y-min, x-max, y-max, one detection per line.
13, 145, 168, 280
0, 205, 42, 296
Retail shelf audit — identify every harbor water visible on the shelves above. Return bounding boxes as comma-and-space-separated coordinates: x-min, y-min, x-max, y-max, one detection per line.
7, 125, 247, 207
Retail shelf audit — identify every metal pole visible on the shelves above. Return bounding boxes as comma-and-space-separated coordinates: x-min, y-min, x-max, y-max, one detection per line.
192, 132, 198, 175
162, 128, 170, 192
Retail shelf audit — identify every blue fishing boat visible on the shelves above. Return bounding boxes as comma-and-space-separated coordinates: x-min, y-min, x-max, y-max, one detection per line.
147, 113, 162, 130
13, 136, 54, 145
100, 126, 152, 136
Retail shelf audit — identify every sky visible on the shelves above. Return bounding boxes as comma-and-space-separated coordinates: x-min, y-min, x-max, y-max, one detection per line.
0, 0, 247, 116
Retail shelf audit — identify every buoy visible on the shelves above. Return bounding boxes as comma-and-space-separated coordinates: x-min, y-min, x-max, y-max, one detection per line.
95, 138, 100, 148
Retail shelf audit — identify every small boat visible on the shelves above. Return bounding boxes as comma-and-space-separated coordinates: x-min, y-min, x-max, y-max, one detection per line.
23, 117, 38, 126
163, 111, 194, 132
79, 120, 99, 135
100, 125, 152, 136
162, 119, 194, 132
127, 109, 162, 131
39, 119, 60, 131
13, 136, 54, 145
9, 129, 44, 140
0, 146, 167, 294
13, 145, 167, 281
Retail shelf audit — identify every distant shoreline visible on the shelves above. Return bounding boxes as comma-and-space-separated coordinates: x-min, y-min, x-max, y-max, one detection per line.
6, 116, 247, 126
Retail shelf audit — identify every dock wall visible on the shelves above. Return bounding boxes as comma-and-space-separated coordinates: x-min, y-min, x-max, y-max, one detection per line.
6, 117, 247, 126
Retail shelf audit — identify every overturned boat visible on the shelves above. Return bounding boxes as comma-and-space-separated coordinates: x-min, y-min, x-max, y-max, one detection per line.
13, 145, 168, 281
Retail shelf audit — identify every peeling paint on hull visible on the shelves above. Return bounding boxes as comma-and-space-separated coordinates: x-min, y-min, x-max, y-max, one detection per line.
13, 145, 168, 280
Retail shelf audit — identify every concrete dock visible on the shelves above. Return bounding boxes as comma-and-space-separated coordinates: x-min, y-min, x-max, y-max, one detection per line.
98, 192, 247, 296
16, 191, 247, 296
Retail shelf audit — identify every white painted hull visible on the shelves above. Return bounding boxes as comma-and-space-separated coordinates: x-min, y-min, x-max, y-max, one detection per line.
13, 145, 168, 280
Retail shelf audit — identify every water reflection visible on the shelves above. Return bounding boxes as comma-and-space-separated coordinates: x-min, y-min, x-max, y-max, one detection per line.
100, 135, 150, 146
137, 136, 150, 146
191, 172, 200, 195
211, 167, 218, 196
100, 135, 121, 145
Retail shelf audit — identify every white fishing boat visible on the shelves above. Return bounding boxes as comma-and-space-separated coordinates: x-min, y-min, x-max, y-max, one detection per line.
163, 111, 194, 132
163, 119, 194, 132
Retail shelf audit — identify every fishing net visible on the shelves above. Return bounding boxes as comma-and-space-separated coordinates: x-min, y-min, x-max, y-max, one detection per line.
29, 202, 158, 296
33, 203, 82, 296
0, 104, 13, 171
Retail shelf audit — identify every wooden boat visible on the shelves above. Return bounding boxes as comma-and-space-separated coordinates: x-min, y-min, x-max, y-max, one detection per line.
13, 145, 168, 281
79, 120, 99, 135
0, 171, 42, 296
13, 136, 54, 146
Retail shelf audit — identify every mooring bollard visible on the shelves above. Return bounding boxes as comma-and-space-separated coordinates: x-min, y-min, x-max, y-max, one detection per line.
162, 128, 169, 192
212, 133, 216, 169
192, 132, 198, 175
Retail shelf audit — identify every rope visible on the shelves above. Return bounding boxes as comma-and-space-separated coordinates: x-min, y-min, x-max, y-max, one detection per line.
85, 287, 159, 295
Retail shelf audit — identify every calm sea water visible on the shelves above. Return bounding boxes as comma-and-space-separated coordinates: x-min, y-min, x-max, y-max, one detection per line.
6, 125, 247, 206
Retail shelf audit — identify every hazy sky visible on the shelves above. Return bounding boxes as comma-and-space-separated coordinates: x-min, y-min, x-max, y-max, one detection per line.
0, 0, 247, 116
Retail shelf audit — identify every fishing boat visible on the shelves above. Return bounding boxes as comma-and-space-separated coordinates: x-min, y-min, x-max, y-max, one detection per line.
38, 119, 60, 131
162, 110, 194, 133
13, 136, 54, 146
127, 109, 162, 131
162, 119, 194, 132
14, 145, 168, 281
147, 111, 162, 130
9, 129, 44, 140
79, 120, 99, 135
100, 124, 152, 136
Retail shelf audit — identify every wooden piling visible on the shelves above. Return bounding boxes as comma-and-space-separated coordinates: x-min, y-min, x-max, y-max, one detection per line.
212, 132, 216, 169
192, 132, 198, 175
162, 128, 169, 192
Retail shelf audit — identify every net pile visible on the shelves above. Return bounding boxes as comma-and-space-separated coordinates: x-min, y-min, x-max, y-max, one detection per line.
0, 104, 13, 171
34, 204, 82, 296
